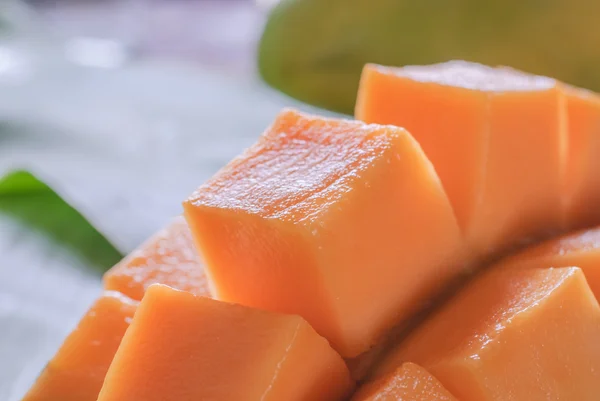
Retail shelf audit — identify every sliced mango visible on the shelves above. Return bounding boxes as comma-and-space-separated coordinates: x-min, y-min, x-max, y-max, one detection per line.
22, 292, 137, 401
374, 267, 600, 400
356, 61, 566, 256
498, 226, 600, 299
183, 109, 464, 357
103, 216, 211, 300
352, 362, 456, 401
97, 284, 353, 401
563, 86, 600, 230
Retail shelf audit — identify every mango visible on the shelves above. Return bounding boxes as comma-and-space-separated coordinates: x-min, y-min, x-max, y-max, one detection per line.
563, 86, 600, 230
356, 61, 566, 257
98, 284, 353, 401
374, 267, 600, 400
22, 292, 137, 401
183, 109, 464, 358
498, 226, 600, 300
352, 363, 456, 401
103, 216, 211, 300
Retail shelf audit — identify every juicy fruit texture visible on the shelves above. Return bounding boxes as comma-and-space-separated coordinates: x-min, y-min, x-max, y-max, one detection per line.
499, 227, 600, 299
24, 63, 600, 400
22, 292, 137, 401
183, 109, 464, 357
103, 216, 211, 300
374, 267, 600, 401
97, 285, 353, 401
352, 363, 456, 401
356, 61, 566, 257
563, 86, 600, 230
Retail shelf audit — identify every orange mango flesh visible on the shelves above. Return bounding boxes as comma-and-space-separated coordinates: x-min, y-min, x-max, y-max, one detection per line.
563, 86, 600, 230
498, 226, 600, 299
373, 267, 600, 401
356, 61, 565, 257
103, 216, 211, 300
22, 292, 137, 401
352, 363, 456, 401
183, 109, 464, 357
98, 284, 353, 401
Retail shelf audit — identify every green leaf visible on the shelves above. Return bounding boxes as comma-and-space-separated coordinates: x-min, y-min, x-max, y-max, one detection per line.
0, 170, 123, 273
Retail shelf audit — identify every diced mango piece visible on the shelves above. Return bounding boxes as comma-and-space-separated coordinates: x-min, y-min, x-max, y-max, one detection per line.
183, 109, 464, 357
499, 226, 600, 299
373, 267, 600, 401
103, 216, 211, 300
352, 363, 456, 401
97, 284, 353, 401
22, 292, 137, 401
563, 86, 600, 230
356, 61, 566, 256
